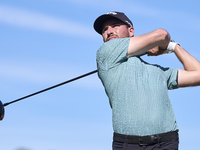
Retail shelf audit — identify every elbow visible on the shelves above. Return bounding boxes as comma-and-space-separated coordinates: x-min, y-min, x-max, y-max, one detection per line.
156, 28, 170, 46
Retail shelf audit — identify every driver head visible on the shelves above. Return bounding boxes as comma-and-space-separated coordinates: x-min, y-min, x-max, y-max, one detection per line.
0, 101, 5, 120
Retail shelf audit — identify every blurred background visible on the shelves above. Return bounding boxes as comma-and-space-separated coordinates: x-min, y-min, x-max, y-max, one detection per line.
0, 0, 200, 150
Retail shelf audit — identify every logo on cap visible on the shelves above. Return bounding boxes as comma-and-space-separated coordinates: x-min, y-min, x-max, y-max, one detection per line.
107, 12, 117, 15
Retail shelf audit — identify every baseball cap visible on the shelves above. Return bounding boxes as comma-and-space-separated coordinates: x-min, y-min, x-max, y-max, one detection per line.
93, 11, 133, 35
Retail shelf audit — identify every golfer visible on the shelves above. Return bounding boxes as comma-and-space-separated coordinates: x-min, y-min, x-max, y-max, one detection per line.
94, 11, 200, 150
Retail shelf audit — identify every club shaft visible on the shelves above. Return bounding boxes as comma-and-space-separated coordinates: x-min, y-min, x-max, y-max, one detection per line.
3, 70, 97, 107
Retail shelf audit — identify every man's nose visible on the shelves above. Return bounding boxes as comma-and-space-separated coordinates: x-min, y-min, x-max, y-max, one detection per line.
106, 26, 114, 34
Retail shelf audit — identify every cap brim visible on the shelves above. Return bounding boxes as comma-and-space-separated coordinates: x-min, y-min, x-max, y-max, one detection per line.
94, 14, 118, 35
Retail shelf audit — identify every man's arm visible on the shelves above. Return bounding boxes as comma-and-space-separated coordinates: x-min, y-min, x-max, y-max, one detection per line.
147, 42, 200, 87
127, 29, 170, 57
175, 45, 200, 87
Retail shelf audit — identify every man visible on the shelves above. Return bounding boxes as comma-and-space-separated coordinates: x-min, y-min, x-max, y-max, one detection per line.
93, 11, 200, 150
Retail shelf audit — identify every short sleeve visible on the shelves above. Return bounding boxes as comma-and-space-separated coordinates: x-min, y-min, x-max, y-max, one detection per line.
96, 38, 130, 71
159, 66, 178, 90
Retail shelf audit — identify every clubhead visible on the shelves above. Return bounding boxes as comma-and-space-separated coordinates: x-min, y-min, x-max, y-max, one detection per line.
0, 101, 5, 121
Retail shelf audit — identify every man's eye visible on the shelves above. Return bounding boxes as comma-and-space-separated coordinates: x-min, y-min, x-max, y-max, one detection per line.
102, 28, 107, 34
113, 24, 120, 27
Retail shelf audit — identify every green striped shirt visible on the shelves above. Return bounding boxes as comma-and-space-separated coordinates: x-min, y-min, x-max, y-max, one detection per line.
96, 37, 179, 136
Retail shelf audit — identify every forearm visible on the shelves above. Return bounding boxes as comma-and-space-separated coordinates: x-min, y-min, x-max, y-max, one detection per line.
174, 44, 200, 87
127, 29, 170, 57
174, 45, 200, 71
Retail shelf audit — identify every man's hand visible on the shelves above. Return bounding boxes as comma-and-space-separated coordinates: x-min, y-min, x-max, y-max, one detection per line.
147, 46, 166, 56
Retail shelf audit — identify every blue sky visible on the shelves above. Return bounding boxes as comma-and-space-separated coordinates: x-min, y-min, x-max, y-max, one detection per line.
0, 0, 200, 150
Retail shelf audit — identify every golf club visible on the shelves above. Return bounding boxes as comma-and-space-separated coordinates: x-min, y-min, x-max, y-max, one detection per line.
0, 70, 97, 121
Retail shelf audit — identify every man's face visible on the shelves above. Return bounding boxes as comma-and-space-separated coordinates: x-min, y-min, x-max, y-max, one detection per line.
102, 19, 134, 42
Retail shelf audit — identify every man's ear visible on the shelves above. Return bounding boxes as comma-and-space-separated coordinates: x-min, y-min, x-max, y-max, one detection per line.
129, 27, 135, 37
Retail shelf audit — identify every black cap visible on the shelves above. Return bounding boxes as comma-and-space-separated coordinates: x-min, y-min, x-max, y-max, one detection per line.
94, 11, 133, 35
